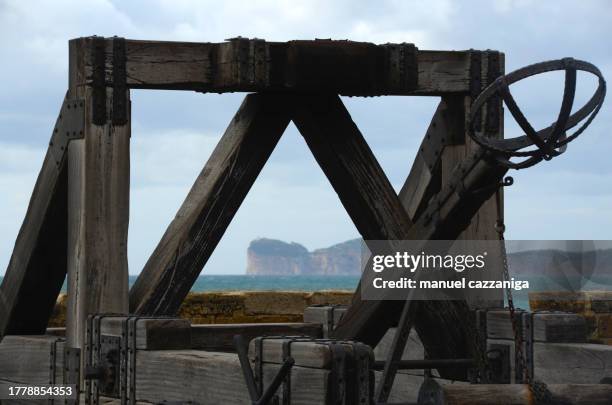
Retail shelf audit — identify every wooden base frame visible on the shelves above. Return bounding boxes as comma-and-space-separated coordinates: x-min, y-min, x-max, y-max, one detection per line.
0, 37, 505, 390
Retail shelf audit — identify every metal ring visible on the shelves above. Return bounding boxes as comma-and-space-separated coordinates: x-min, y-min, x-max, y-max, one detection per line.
468, 58, 606, 169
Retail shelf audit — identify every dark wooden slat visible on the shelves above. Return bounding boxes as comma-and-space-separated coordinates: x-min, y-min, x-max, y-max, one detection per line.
130, 93, 292, 316
291, 94, 414, 347
73, 36, 476, 95
292, 94, 413, 240
191, 323, 322, 351
398, 96, 465, 221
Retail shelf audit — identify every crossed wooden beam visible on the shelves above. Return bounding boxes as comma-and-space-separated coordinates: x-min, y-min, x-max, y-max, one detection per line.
0, 38, 504, 381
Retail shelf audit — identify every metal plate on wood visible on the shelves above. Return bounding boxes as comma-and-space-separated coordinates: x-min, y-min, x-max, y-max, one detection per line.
64, 347, 81, 404
488, 343, 511, 383
49, 97, 85, 169
99, 335, 121, 398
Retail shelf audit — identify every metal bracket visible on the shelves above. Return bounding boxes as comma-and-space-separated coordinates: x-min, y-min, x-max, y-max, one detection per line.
487, 343, 511, 384
85, 334, 121, 398
521, 312, 535, 382
351, 343, 374, 405
91, 36, 107, 125
49, 97, 85, 170
112, 37, 128, 125
326, 343, 347, 405
64, 347, 81, 405
85, 313, 123, 405
485, 51, 502, 134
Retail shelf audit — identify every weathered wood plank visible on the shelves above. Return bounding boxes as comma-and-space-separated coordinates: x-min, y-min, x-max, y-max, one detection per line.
134, 350, 328, 404
65, 38, 131, 350
130, 93, 291, 316
191, 323, 321, 351
0, 335, 64, 384
72, 36, 475, 95
292, 93, 413, 245
487, 310, 587, 342
303, 306, 347, 338
423, 382, 612, 405
0, 100, 74, 337
65, 95, 130, 349
99, 317, 192, 350
248, 338, 345, 369
534, 342, 612, 384
398, 97, 464, 221
374, 327, 424, 362
439, 52, 505, 308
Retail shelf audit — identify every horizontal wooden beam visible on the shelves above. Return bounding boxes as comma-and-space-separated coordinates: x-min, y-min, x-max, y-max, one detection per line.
191, 323, 321, 351
134, 350, 327, 404
486, 310, 587, 342
99, 317, 192, 350
71, 36, 479, 96
421, 382, 612, 405
0, 335, 65, 384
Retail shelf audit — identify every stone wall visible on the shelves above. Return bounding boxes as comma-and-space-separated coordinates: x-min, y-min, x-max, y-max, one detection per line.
530, 291, 612, 344
48, 291, 353, 326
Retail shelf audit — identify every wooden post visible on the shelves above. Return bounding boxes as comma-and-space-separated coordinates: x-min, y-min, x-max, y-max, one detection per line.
129, 93, 291, 316
65, 37, 130, 349
439, 51, 505, 308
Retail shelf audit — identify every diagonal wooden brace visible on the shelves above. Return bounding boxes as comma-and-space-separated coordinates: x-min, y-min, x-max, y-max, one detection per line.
0, 96, 85, 338
129, 93, 292, 316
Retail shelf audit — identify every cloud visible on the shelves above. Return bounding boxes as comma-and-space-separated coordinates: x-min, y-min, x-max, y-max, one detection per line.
1, 0, 611, 275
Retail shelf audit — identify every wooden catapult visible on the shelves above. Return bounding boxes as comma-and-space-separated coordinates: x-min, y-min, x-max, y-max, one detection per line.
0, 37, 607, 404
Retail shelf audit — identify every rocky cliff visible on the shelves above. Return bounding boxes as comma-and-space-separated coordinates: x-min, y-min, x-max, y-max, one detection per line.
246, 238, 612, 280
246, 238, 362, 275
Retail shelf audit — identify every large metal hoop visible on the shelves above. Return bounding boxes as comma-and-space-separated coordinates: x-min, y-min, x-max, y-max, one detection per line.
469, 58, 606, 169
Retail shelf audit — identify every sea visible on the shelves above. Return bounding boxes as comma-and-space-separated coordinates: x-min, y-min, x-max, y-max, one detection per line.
0, 274, 533, 310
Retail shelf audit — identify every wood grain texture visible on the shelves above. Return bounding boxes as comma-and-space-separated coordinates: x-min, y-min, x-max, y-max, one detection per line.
439, 52, 505, 308
423, 382, 612, 405
248, 338, 343, 369
130, 93, 291, 316
99, 317, 192, 350
0, 335, 64, 384
191, 322, 321, 351
292, 94, 478, 380
398, 96, 464, 221
65, 91, 131, 350
487, 311, 587, 342
134, 350, 329, 404
71, 36, 476, 95
0, 104, 70, 338
66, 38, 131, 350
303, 306, 347, 338
534, 342, 612, 384
292, 94, 413, 241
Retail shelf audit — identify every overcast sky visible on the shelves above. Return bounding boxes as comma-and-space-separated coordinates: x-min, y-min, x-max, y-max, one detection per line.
0, 0, 611, 275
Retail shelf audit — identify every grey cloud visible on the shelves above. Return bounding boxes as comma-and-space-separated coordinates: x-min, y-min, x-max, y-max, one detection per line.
0, 0, 611, 274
